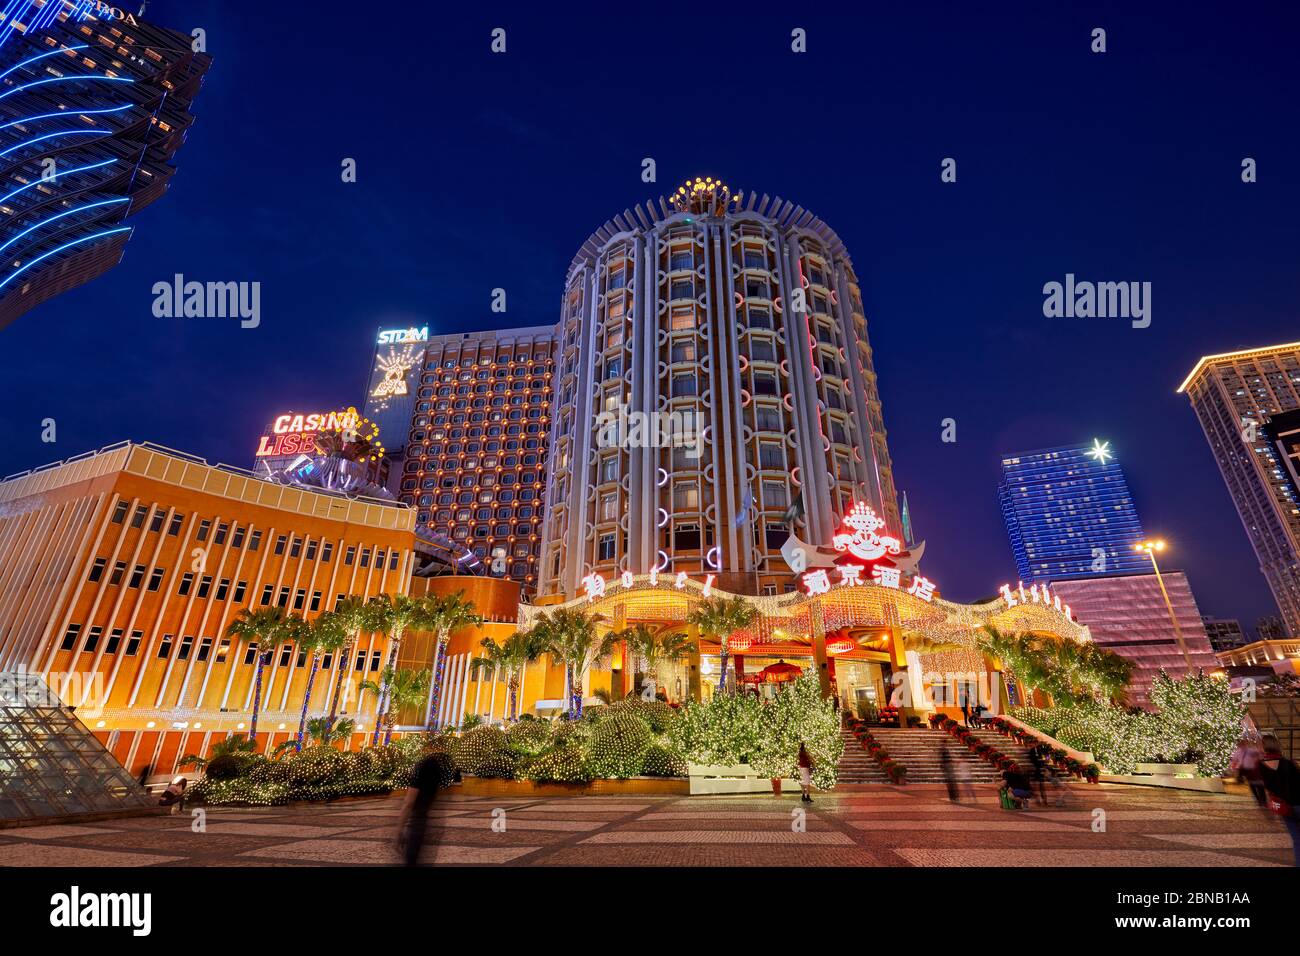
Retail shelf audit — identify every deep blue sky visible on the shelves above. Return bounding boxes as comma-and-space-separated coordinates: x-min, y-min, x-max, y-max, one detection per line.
2, 1, 1296, 632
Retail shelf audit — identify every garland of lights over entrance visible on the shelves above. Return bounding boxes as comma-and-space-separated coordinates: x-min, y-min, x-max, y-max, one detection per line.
520, 502, 1090, 655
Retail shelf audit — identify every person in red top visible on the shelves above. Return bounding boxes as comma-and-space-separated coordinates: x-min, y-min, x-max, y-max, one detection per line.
797, 742, 815, 803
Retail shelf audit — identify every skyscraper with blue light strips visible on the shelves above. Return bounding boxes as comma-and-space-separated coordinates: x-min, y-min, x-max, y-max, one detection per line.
0, 0, 210, 328
998, 440, 1149, 583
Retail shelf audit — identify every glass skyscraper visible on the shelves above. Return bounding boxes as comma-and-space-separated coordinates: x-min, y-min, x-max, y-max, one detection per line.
1179, 341, 1300, 637
0, 0, 211, 328
998, 440, 1148, 583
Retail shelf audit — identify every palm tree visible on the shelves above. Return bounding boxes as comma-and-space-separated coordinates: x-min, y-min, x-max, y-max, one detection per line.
687, 595, 758, 693
226, 606, 288, 742
306, 715, 355, 747
179, 733, 255, 770
535, 607, 618, 717
423, 592, 483, 729
324, 596, 369, 740
292, 612, 349, 751
616, 623, 693, 697
364, 594, 430, 745
360, 665, 431, 745
468, 629, 542, 721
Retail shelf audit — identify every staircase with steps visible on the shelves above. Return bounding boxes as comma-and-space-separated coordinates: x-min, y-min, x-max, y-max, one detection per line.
837, 724, 1044, 785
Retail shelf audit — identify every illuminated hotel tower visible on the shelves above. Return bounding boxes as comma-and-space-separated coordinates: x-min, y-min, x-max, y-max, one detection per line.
364, 326, 558, 596
0, 0, 210, 328
539, 177, 901, 599
1179, 342, 1300, 638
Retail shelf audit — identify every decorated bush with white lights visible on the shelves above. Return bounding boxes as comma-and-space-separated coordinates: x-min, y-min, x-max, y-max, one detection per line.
641, 743, 689, 777
518, 743, 595, 783
451, 726, 511, 775
585, 711, 655, 778
506, 718, 554, 756
1012, 670, 1245, 776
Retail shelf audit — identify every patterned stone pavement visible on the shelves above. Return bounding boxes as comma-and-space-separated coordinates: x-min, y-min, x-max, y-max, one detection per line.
0, 782, 1294, 867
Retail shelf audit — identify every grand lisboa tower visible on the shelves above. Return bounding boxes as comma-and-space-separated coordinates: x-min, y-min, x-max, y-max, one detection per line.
538, 177, 902, 600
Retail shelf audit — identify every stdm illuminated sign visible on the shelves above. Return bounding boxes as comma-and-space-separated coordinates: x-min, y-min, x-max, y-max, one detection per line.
377, 326, 428, 345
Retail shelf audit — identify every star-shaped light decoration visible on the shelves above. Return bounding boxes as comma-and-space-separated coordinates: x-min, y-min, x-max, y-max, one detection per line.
1085, 438, 1113, 464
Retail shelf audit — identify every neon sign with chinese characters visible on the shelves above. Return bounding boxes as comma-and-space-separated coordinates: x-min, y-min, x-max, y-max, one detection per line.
803, 501, 936, 601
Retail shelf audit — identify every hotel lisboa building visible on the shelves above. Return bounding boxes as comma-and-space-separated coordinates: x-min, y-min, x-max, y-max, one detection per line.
0, 178, 1088, 777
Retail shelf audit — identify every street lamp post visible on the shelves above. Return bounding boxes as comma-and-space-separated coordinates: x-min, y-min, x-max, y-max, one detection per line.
1134, 539, 1194, 672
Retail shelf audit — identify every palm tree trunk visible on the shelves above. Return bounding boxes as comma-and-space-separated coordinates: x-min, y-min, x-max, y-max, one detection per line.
563, 663, 574, 717
717, 636, 730, 692
508, 675, 519, 721
383, 711, 397, 746
426, 632, 449, 729
325, 637, 352, 739
295, 654, 321, 751
250, 650, 268, 743
372, 634, 402, 747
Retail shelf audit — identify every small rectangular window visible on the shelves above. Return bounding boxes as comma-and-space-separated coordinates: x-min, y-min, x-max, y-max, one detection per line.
111, 500, 129, 523
88, 557, 107, 582
59, 624, 82, 651
167, 513, 183, 536
197, 519, 212, 542
249, 529, 262, 551
124, 631, 142, 656
131, 505, 148, 529
196, 637, 213, 662
158, 634, 174, 659
147, 567, 164, 591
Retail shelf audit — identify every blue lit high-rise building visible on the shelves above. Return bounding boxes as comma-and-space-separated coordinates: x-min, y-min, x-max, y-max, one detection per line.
997, 439, 1149, 583
0, 0, 211, 328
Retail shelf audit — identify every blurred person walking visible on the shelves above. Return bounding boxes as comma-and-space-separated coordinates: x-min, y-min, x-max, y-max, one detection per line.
1257, 734, 1300, 866
396, 751, 455, 866
1230, 736, 1266, 806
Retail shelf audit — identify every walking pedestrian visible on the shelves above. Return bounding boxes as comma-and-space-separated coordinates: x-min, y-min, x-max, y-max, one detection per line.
1257, 734, 1300, 866
1230, 736, 1266, 806
940, 745, 958, 802
396, 751, 455, 866
797, 742, 815, 803
1028, 746, 1048, 806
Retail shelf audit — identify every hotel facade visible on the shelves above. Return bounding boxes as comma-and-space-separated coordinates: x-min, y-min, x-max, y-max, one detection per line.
540, 177, 900, 601
363, 325, 557, 596
0, 0, 210, 328
1179, 342, 1300, 638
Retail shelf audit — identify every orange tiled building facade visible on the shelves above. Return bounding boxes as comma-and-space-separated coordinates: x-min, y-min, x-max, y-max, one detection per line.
0, 441, 538, 778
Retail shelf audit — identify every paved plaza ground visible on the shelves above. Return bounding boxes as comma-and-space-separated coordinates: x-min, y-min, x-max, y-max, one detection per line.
1, 783, 1294, 867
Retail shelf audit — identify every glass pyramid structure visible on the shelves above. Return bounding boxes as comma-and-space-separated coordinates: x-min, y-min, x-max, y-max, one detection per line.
0, 671, 153, 822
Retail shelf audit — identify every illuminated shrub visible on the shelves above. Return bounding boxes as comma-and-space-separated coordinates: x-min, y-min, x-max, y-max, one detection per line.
550, 720, 592, 748
519, 744, 593, 783
288, 746, 348, 788
609, 698, 675, 733
451, 726, 510, 776
586, 711, 653, 778
506, 719, 553, 756
640, 743, 687, 777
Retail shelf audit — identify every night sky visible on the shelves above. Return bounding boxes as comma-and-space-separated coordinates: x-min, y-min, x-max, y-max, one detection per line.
2, 1, 1296, 631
